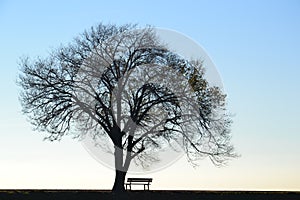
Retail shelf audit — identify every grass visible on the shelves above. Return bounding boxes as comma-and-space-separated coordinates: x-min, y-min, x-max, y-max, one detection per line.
0, 189, 299, 200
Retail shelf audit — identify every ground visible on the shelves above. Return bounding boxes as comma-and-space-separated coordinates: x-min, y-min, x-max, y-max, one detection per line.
0, 190, 299, 200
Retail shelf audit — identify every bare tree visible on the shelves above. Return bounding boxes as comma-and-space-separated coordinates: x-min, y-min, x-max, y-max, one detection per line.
18, 23, 237, 192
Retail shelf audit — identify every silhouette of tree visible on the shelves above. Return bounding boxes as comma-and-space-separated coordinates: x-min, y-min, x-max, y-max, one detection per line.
18, 23, 237, 192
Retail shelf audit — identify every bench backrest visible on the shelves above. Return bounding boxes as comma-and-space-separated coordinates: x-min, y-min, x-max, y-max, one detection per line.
127, 178, 152, 183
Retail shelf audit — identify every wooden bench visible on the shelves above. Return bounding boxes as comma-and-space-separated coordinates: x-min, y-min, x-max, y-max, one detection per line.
125, 178, 153, 190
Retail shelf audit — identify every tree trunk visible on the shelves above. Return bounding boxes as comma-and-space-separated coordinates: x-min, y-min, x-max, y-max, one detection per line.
112, 169, 126, 192
112, 145, 126, 192
110, 127, 132, 192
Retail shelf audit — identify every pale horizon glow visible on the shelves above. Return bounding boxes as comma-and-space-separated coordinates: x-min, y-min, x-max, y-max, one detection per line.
0, 0, 299, 191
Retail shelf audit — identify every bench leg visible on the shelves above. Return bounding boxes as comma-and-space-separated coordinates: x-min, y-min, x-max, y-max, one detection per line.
125, 183, 132, 190
143, 184, 149, 190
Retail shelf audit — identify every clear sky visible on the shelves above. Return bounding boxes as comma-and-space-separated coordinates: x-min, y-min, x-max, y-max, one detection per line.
0, 0, 300, 191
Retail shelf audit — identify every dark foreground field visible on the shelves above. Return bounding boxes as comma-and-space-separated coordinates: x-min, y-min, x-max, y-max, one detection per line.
0, 190, 299, 200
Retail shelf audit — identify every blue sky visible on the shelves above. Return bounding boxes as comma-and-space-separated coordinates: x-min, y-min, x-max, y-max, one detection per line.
0, 0, 300, 190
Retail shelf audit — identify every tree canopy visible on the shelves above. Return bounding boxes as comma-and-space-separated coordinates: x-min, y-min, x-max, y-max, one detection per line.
18, 23, 237, 191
